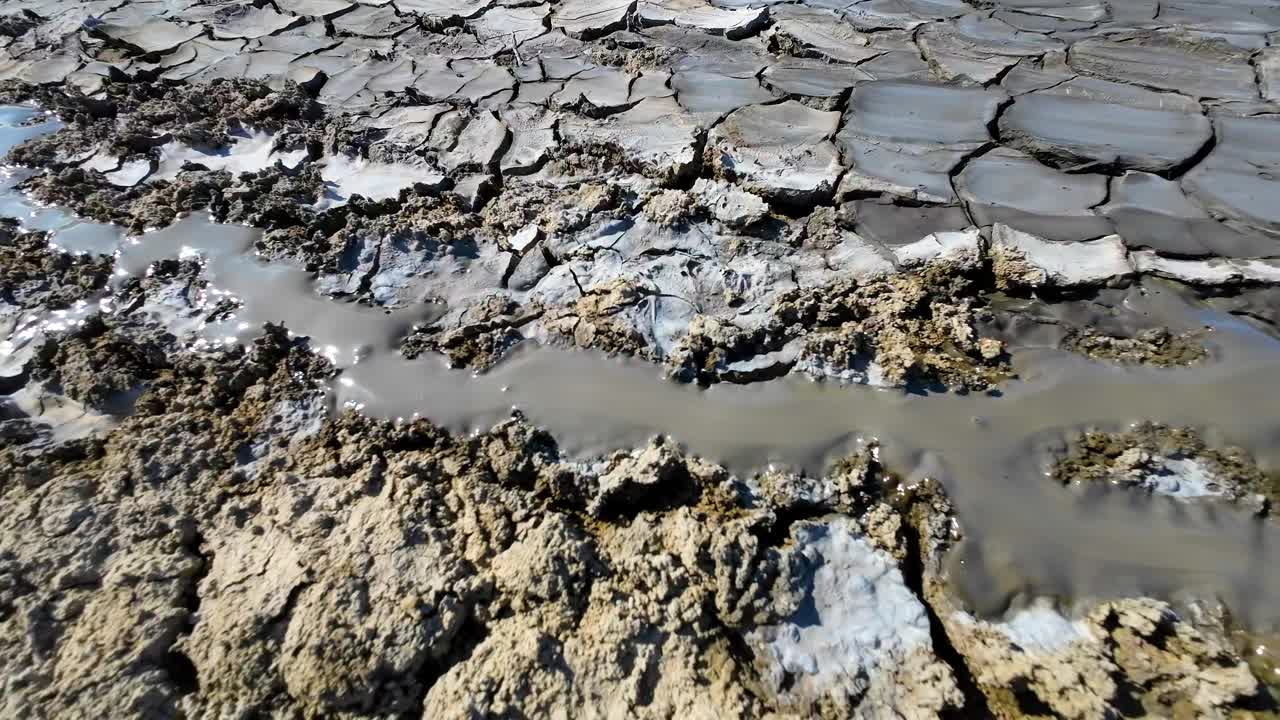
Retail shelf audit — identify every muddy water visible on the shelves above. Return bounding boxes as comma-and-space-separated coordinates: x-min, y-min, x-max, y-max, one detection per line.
140, 217, 1280, 630
6, 109, 1280, 629
0, 106, 61, 157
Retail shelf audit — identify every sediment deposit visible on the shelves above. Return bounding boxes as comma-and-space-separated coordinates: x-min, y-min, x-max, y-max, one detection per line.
3, 0, 1280, 715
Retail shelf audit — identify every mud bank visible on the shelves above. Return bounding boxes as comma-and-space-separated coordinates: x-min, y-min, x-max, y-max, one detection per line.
9, 182, 1280, 631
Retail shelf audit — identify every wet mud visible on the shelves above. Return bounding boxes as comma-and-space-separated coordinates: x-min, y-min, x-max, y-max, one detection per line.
3, 0, 1280, 714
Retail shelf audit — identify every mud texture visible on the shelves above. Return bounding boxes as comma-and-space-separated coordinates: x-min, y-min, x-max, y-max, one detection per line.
1, 73, 1272, 382
904, 480, 1278, 719
2, 315, 956, 718
4, 0, 1280, 715
1061, 327, 1208, 367
0, 218, 111, 310
1053, 423, 1280, 513
7, 314, 1278, 718
2, 0, 1279, 382
0, 81, 323, 234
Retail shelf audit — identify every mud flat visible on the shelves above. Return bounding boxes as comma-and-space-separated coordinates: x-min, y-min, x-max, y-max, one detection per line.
3, 0, 1280, 713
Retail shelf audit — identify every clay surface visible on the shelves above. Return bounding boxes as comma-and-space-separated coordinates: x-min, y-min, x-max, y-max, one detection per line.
4, 0, 1280, 716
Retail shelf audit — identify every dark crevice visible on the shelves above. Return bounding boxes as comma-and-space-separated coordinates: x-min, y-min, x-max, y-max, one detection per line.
163, 650, 200, 695
985, 93, 1014, 144
1088, 175, 1113, 210
1093, 611, 1149, 717
899, 519, 992, 718
985, 54, 1023, 89
402, 611, 489, 720
670, 124, 709, 191
753, 502, 832, 547
910, 25, 931, 69
266, 581, 310, 640
1159, 115, 1217, 181
354, 237, 384, 298
947, 141, 998, 226
1248, 50, 1265, 102
718, 627, 772, 705
166, 526, 209, 697
1107, 676, 1148, 717
0, 363, 30, 394
1009, 676, 1059, 716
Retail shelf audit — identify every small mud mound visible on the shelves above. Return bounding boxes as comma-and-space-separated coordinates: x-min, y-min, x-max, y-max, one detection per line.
1061, 326, 1207, 367
1052, 423, 1279, 514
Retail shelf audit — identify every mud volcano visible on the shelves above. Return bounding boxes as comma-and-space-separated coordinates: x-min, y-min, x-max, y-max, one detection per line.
3, 0, 1280, 716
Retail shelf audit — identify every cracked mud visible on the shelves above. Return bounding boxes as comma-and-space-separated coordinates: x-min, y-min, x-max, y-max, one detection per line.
3, 0, 1280, 716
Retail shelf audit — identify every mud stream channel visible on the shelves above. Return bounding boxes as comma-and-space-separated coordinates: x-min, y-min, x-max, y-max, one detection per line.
2, 102, 1279, 635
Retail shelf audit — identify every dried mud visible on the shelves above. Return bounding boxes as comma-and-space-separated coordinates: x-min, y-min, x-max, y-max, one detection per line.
905, 481, 1279, 719
4, 0, 1280, 714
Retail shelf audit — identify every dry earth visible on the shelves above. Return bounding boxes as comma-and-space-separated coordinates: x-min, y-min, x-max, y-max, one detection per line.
3, 0, 1280, 716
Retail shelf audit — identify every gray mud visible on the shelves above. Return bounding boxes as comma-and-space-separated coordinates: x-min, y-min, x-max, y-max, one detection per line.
4, 0, 1280, 713
13, 204, 1280, 632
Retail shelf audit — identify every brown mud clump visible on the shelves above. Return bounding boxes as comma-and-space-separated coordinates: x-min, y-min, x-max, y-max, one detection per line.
774, 264, 1010, 391
2, 79, 324, 233
1053, 423, 1279, 514
664, 243, 1011, 388
401, 294, 542, 369
542, 278, 657, 360
1063, 326, 1207, 367
990, 243, 1051, 291
29, 315, 172, 410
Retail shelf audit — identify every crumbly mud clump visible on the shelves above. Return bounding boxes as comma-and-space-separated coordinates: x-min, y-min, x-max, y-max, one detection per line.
1, 78, 321, 164
663, 258, 1010, 389
542, 277, 657, 360
588, 43, 680, 74
664, 315, 782, 385
900, 480, 1278, 719
0, 219, 112, 310
264, 192, 474, 276
1063, 326, 1208, 366
480, 181, 621, 236
773, 265, 1010, 391
1234, 624, 1280, 709
1053, 423, 1279, 514
28, 315, 172, 409
989, 243, 1049, 290
643, 188, 695, 227
21, 164, 326, 235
